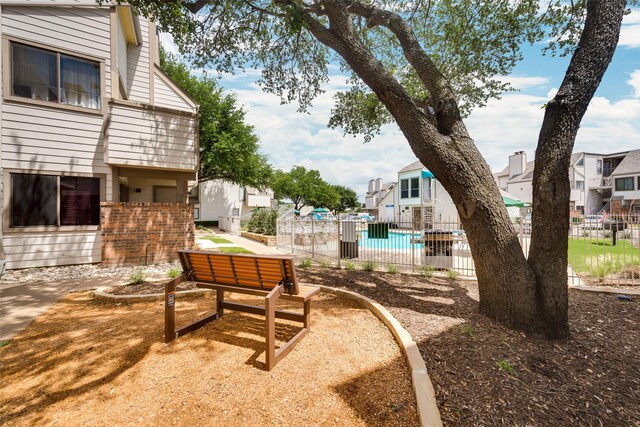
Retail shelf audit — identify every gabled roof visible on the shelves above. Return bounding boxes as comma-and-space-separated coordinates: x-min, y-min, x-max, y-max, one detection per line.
399, 160, 424, 173
508, 161, 535, 183
365, 181, 396, 198
611, 149, 640, 176
494, 164, 510, 178
570, 153, 583, 166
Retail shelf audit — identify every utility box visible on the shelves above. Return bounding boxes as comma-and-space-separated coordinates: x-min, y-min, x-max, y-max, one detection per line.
422, 230, 453, 269
340, 221, 358, 259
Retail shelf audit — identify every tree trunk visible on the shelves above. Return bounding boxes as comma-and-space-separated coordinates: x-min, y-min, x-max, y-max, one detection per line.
299, 0, 625, 337
528, 0, 626, 338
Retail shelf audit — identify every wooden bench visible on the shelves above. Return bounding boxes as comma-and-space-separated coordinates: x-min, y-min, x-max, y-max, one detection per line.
164, 250, 320, 370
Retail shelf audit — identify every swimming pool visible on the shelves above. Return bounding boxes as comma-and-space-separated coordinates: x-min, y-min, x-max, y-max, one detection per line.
358, 230, 423, 250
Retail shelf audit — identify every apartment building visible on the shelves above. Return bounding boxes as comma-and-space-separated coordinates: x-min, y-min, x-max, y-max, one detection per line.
0, 1, 199, 268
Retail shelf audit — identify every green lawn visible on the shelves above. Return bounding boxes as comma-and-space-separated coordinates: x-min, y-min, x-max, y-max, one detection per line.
202, 235, 233, 244
568, 237, 639, 274
217, 247, 254, 254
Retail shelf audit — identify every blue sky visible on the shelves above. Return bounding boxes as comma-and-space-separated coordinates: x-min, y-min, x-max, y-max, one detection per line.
161, 8, 640, 200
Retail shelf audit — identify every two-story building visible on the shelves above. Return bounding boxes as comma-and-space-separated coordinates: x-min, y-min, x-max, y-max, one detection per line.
494, 149, 639, 215
0, 1, 199, 269
396, 160, 458, 228
363, 177, 395, 219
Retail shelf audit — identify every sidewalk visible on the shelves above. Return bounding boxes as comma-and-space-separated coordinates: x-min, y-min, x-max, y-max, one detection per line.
196, 230, 286, 255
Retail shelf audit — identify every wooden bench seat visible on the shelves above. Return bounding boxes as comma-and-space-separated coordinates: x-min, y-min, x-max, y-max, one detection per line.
164, 250, 320, 370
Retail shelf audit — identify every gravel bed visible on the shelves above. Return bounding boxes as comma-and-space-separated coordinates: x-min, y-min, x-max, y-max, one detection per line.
0, 262, 181, 286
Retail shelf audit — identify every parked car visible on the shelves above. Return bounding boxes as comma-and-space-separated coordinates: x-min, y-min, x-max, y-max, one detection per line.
603, 218, 627, 231
583, 215, 604, 229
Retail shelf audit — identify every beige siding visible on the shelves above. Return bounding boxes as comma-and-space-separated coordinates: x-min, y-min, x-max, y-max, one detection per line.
107, 103, 197, 171
2, 6, 112, 99
126, 16, 149, 103
153, 70, 194, 112
3, 231, 101, 269
1, 102, 113, 199
116, 13, 128, 92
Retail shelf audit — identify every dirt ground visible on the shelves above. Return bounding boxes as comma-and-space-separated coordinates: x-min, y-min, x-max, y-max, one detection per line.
0, 291, 418, 426
298, 268, 640, 427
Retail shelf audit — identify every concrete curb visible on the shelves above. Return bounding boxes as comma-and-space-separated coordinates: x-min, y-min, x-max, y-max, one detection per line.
318, 285, 443, 427
93, 286, 212, 302
569, 284, 640, 295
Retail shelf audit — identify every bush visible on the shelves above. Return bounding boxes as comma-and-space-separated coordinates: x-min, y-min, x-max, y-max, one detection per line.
602, 230, 611, 239
246, 209, 278, 236
447, 269, 459, 280
167, 267, 181, 279
620, 230, 632, 239
318, 259, 332, 268
129, 270, 146, 285
344, 260, 356, 271
299, 258, 312, 269
386, 264, 398, 274
361, 261, 376, 272
419, 265, 435, 278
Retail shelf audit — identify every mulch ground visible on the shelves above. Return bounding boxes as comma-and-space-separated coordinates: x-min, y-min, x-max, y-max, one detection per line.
106, 280, 196, 295
298, 268, 640, 426
0, 291, 418, 426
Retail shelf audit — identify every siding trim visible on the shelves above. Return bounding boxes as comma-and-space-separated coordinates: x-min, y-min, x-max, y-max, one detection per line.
154, 64, 198, 109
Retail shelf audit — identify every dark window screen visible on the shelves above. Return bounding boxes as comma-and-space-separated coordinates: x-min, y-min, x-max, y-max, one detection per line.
410, 177, 420, 198
11, 174, 57, 226
60, 176, 100, 225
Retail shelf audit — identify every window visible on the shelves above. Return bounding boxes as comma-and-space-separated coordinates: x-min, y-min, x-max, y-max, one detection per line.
410, 177, 420, 198
400, 179, 409, 198
401, 178, 420, 199
11, 173, 100, 227
596, 159, 603, 174
576, 159, 584, 166
11, 174, 57, 226
575, 180, 584, 190
11, 42, 101, 110
615, 177, 634, 191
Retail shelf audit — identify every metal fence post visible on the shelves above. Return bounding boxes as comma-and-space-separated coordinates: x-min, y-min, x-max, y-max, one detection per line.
290, 217, 295, 254
311, 217, 315, 259
337, 219, 341, 268
411, 218, 415, 272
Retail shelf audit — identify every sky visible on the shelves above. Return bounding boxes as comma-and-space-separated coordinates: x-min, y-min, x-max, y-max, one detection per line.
160, 8, 640, 201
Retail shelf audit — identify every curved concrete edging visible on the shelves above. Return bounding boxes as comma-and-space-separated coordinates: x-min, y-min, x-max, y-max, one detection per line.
93, 287, 212, 302
569, 284, 640, 295
317, 285, 443, 427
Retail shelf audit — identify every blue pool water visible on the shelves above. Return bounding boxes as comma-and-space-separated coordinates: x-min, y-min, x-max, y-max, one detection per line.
358, 230, 423, 250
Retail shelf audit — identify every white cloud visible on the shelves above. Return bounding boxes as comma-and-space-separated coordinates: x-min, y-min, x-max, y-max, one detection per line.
620, 8, 640, 48
159, 32, 179, 55
502, 75, 550, 90
628, 69, 640, 97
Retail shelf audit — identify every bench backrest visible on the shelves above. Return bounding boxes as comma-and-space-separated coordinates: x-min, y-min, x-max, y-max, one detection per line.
178, 250, 299, 294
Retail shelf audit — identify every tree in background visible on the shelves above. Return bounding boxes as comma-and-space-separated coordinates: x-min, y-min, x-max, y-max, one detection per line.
330, 185, 359, 213
160, 49, 272, 188
271, 166, 341, 211
133, 0, 630, 338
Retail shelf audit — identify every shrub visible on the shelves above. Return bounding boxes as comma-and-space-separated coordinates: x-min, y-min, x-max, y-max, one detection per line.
129, 270, 146, 285
602, 230, 611, 239
299, 258, 313, 269
318, 259, 332, 268
581, 230, 590, 238
448, 269, 459, 280
590, 260, 615, 279
167, 267, 181, 279
344, 260, 356, 271
497, 359, 516, 375
419, 265, 435, 278
246, 209, 278, 236
620, 230, 632, 239
460, 324, 474, 336
386, 264, 398, 274
361, 261, 376, 272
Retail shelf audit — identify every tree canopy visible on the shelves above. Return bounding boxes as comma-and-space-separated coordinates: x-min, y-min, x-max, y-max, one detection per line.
160, 49, 272, 188
131, 0, 631, 338
271, 166, 342, 211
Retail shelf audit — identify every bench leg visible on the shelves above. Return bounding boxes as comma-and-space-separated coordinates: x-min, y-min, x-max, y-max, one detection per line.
303, 300, 311, 330
217, 289, 225, 318
265, 285, 283, 371
164, 274, 186, 343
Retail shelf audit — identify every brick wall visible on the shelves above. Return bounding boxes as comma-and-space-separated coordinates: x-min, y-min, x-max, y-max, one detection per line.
101, 202, 195, 265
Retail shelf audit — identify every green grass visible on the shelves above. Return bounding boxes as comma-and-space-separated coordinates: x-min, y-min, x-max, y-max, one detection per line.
497, 358, 516, 375
129, 270, 146, 285
202, 235, 233, 244
568, 238, 640, 274
361, 261, 376, 272
0, 341, 9, 348
167, 267, 182, 279
217, 247, 254, 254
386, 264, 398, 274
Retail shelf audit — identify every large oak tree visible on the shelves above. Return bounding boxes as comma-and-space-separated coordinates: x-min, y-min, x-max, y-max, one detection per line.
127, 0, 630, 338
